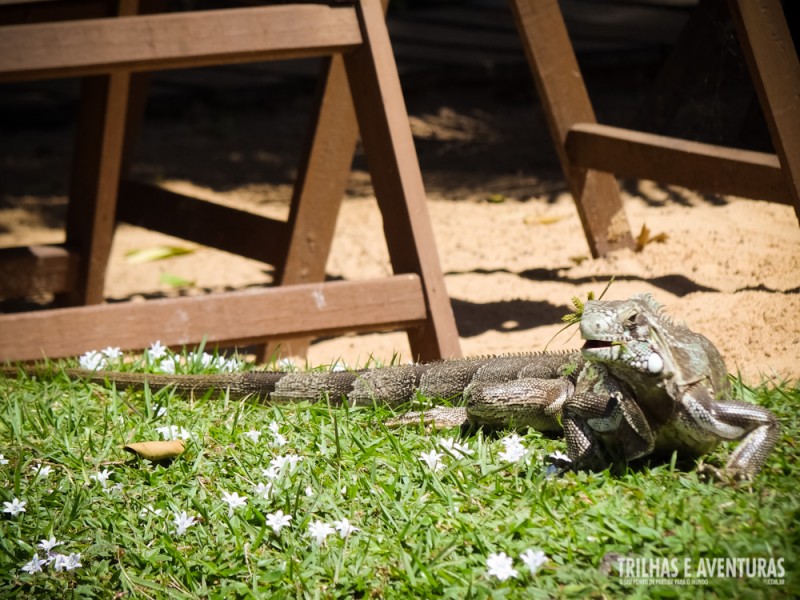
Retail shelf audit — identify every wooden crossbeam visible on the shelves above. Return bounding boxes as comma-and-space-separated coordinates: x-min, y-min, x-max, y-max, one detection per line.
0, 275, 428, 362
0, 245, 78, 298
566, 123, 790, 204
0, 4, 362, 82
117, 181, 290, 266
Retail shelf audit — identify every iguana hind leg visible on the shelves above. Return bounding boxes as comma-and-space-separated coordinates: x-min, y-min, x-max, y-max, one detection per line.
688, 394, 780, 480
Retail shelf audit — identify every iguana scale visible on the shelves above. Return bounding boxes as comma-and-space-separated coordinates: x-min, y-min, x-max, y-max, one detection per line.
1, 294, 779, 479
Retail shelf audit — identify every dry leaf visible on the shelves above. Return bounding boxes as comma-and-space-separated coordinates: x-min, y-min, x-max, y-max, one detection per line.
123, 440, 185, 461
569, 255, 589, 266
635, 224, 669, 252
524, 213, 570, 225
125, 245, 195, 264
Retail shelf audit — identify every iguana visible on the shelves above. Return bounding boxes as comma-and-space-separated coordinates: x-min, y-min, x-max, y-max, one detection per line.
1, 294, 779, 479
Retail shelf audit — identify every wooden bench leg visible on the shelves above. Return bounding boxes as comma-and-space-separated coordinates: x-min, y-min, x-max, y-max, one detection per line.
509, 0, 634, 256
59, 0, 143, 307
259, 54, 360, 362
59, 71, 131, 306
727, 0, 800, 220
343, 0, 461, 361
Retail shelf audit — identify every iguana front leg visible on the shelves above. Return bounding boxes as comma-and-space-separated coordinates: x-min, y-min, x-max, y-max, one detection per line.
562, 364, 655, 471
680, 383, 780, 480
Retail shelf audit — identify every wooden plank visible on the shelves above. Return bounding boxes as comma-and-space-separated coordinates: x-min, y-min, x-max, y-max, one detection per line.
0, 245, 78, 298
0, 4, 362, 82
344, 0, 462, 361
0, 275, 428, 362
566, 123, 791, 204
727, 0, 800, 220
116, 181, 290, 266
60, 76, 129, 306
509, 0, 634, 257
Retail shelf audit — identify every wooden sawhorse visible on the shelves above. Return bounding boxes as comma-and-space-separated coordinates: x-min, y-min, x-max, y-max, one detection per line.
0, 0, 462, 363
509, 0, 800, 256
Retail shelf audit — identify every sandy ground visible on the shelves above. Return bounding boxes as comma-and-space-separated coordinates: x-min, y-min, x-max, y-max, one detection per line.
1, 75, 799, 385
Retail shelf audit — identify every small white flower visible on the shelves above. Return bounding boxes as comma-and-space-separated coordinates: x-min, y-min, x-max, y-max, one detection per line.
153, 404, 168, 418
272, 433, 287, 447
101, 346, 122, 361
0, 454, 9, 465
158, 357, 179, 374
305, 486, 314, 497
21, 555, 46, 574
277, 358, 296, 372
52, 552, 82, 572
3, 497, 26, 516
156, 425, 192, 440
486, 552, 518, 581
189, 351, 215, 369
38, 537, 61, 553
307, 520, 336, 545
262, 465, 282, 480
90, 468, 114, 488
242, 429, 262, 443
265, 510, 292, 534
31, 464, 53, 479
333, 517, 359, 538
253, 482, 273, 499
173, 510, 197, 536
268, 421, 281, 434
419, 449, 445, 472
220, 357, 241, 372
139, 505, 164, 518
439, 437, 474, 456
221, 491, 247, 516
148, 340, 168, 360
501, 433, 524, 447
79, 350, 106, 371
498, 444, 526, 463
331, 361, 347, 372
520, 549, 548, 574
270, 454, 303, 472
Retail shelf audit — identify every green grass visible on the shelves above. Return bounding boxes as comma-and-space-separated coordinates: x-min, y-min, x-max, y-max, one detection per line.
0, 353, 798, 599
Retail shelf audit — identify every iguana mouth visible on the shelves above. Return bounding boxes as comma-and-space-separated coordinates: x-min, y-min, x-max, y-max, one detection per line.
582, 339, 612, 350
581, 338, 621, 361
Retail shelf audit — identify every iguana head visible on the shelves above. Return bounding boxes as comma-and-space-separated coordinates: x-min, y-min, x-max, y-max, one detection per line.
578, 294, 726, 391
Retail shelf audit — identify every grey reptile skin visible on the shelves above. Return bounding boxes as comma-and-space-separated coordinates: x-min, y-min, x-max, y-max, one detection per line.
2, 294, 779, 479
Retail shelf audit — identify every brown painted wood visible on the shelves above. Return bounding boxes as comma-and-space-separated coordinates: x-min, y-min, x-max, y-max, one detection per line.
727, 0, 800, 221
116, 181, 290, 265
566, 123, 790, 205
0, 245, 78, 298
0, 275, 428, 362
60, 83, 129, 307
262, 0, 392, 361
344, 0, 461, 361
508, 0, 634, 256
261, 54, 360, 360
58, 0, 139, 307
0, 4, 362, 82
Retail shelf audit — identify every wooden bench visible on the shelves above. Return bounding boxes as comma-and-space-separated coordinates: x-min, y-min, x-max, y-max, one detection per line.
0, 0, 462, 362
509, 0, 800, 256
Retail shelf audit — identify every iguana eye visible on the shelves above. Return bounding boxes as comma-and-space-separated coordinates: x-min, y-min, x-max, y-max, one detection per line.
625, 312, 638, 326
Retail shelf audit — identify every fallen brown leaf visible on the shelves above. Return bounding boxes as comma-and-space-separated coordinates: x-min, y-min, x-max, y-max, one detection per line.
123, 440, 185, 461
